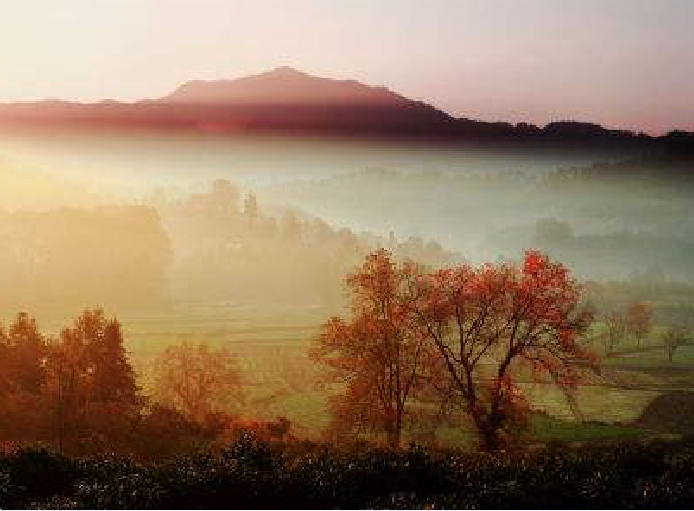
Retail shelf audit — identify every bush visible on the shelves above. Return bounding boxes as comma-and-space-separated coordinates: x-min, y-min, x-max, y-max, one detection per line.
1, 438, 693, 508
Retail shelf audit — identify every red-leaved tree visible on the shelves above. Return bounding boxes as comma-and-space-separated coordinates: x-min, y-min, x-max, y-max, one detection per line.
625, 302, 652, 346
310, 249, 437, 448
405, 250, 597, 451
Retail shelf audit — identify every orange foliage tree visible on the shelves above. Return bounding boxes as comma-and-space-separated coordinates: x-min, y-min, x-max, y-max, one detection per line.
153, 341, 244, 424
0, 312, 48, 395
310, 249, 438, 448
0, 313, 50, 446
45, 309, 142, 454
625, 302, 652, 346
405, 250, 596, 451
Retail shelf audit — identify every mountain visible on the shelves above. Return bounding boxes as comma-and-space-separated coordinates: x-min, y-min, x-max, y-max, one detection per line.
161, 66, 409, 105
152, 66, 460, 135
0, 67, 691, 150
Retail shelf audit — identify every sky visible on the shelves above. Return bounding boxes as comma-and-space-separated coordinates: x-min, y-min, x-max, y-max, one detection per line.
0, 0, 692, 134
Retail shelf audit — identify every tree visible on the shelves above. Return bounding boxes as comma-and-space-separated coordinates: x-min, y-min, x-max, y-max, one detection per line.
0, 313, 50, 445
244, 192, 258, 223
0, 312, 48, 394
280, 211, 302, 243
603, 312, 625, 355
211, 179, 240, 216
663, 327, 685, 362
45, 309, 142, 454
406, 250, 596, 451
153, 341, 244, 423
625, 302, 652, 346
310, 249, 435, 448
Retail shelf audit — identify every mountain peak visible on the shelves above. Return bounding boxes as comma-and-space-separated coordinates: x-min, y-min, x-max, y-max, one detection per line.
266, 65, 306, 77
161, 67, 407, 106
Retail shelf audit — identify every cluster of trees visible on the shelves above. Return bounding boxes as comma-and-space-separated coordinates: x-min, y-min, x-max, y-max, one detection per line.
0, 310, 140, 454
8, 246, 694, 459
546, 148, 694, 187
154, 179, 454, 305
312, 249, 596, 451
0, 310, 281, 460
268, 160, 694, 284
3, 174, 456, 313
587, 274, 694, 329
602, 302, 653, 354
1, 249, 598, 456
600, 302, 693, 362
663, 327, 688, 363
533, 217, 694, 285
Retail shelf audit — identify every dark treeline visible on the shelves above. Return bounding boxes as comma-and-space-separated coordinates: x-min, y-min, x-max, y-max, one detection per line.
547, 143, 694, 185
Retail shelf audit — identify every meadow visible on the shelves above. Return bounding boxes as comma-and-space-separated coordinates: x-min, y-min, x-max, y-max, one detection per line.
32, 301, 685, 446
2, 131, 693, 451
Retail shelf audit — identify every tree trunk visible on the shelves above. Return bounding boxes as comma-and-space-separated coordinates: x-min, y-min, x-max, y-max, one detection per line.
387, 429, 401, 449
384, 414, 401, 449
475, 417, 502, 452
470, 406, 503, 452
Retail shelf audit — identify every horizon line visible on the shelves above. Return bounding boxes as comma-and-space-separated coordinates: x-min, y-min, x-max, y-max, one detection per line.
0, 66, 688, 138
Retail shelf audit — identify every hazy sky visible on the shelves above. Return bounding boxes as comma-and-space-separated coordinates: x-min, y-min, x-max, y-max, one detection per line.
1, 0, 692, 134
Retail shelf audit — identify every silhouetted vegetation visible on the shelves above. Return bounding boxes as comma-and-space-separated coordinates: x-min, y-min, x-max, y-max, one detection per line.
1, 436, 694, 508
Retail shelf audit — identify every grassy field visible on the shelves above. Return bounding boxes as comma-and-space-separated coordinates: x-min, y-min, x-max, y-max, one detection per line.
9, 302, 693, 445
120, 302, 332, 351
120, 303, 694, 443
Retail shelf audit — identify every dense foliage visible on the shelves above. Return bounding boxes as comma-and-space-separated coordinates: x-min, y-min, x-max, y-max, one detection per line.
1, 436, 693, 509
312, 249, 596, 451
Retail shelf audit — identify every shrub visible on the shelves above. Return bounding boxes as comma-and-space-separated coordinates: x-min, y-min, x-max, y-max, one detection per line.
1, 438, 694, 508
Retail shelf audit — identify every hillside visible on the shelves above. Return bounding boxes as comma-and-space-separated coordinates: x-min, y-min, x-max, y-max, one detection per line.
161, 66, 409, 106
0, 67, 691, 150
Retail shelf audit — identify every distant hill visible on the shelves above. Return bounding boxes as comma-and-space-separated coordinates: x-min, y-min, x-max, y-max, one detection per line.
161, 66, 410, 106
0, 66, 692, 150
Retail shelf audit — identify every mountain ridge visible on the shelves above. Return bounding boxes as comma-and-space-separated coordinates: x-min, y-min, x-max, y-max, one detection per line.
160, 66, 410, 106
0, 67, 691, 150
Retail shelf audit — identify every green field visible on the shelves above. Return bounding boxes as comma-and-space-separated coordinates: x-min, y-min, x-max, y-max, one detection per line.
11, 302, 693, 445
117, 304, 694, 443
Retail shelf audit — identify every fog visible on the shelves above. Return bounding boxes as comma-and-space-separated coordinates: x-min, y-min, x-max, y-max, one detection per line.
1, 129, 693, 319
2, 127, 694, 461
0, 128, 625, 191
